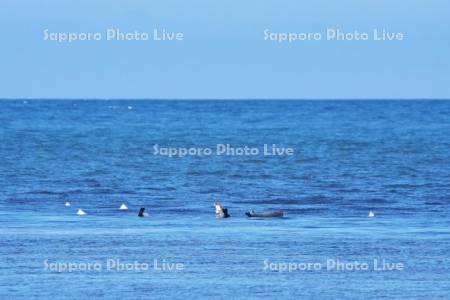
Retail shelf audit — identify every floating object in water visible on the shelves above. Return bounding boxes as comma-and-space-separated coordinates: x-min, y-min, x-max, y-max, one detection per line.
368, 210, 375, 218
214, 202, 230, 218
119, 203, 128, 210
221, 208, 230, 218
138, 207, 148, 217
245, 210, 284, 218
128, 106, 133, 110
65, 202, 71, 207
77, 209, 86, 216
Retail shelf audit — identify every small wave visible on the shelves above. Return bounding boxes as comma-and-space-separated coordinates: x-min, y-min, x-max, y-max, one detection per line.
24, 190, 63, 195
294, 157, 320, 163
83, 179, 102, 187
186, 170, 228, 176
196, 188, 223, 194
303, 195, 337, 204
388, 207, 424, 212
151, 196, 176, 201
336, 188, 362, 193
398, 166, 419, 175
332, 139, 371, 149
233, 174, 274, 180
88, 188, 115, 194
317, 182, 345, 189
385, 183, 433, 189
424, 201, 445, 206
237, 196, 337, 205
228, 174, 245, 179
144, 186, 176, 191
285, 208, 329, 214
135, 202, 177, 208
241, 159, 266, 164
238, 199, 303, 205
366, 198, 391, 204
169, 208, 201, 214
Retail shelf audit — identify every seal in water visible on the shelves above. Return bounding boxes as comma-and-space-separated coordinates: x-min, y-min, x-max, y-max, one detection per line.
245, 210, 284, 218
214, 202, 230, 218
138, 207, 148, 217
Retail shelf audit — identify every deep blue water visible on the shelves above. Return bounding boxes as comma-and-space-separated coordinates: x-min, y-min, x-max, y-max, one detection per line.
1, 100, 450, 299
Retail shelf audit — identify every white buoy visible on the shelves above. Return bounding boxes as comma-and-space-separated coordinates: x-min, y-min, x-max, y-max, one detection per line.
77, 209, 86, 216
368, 210, 375, 218
65, 202, 71, 207
119, 203, 128, 210
128, 106, 133, 110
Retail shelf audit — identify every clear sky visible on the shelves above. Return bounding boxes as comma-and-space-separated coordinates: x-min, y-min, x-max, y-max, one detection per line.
1, 0, 449, 99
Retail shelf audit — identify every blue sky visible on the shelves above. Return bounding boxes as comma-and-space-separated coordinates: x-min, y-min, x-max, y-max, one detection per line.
1, 0, 449, 99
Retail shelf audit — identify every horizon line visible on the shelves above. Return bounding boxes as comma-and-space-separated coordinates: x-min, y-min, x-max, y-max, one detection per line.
1, 98, 450, 101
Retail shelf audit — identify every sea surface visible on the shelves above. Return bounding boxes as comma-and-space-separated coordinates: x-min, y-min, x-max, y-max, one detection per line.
0, 100, 449, 299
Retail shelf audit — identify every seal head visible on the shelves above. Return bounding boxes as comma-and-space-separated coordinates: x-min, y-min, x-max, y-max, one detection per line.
138, 207, 146, 217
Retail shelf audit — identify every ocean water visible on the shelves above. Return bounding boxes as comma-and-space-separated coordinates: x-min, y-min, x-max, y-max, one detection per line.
0, 100, 449, 299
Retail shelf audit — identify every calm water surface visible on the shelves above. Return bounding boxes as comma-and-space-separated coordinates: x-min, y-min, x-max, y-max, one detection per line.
0, 100, 449, 299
